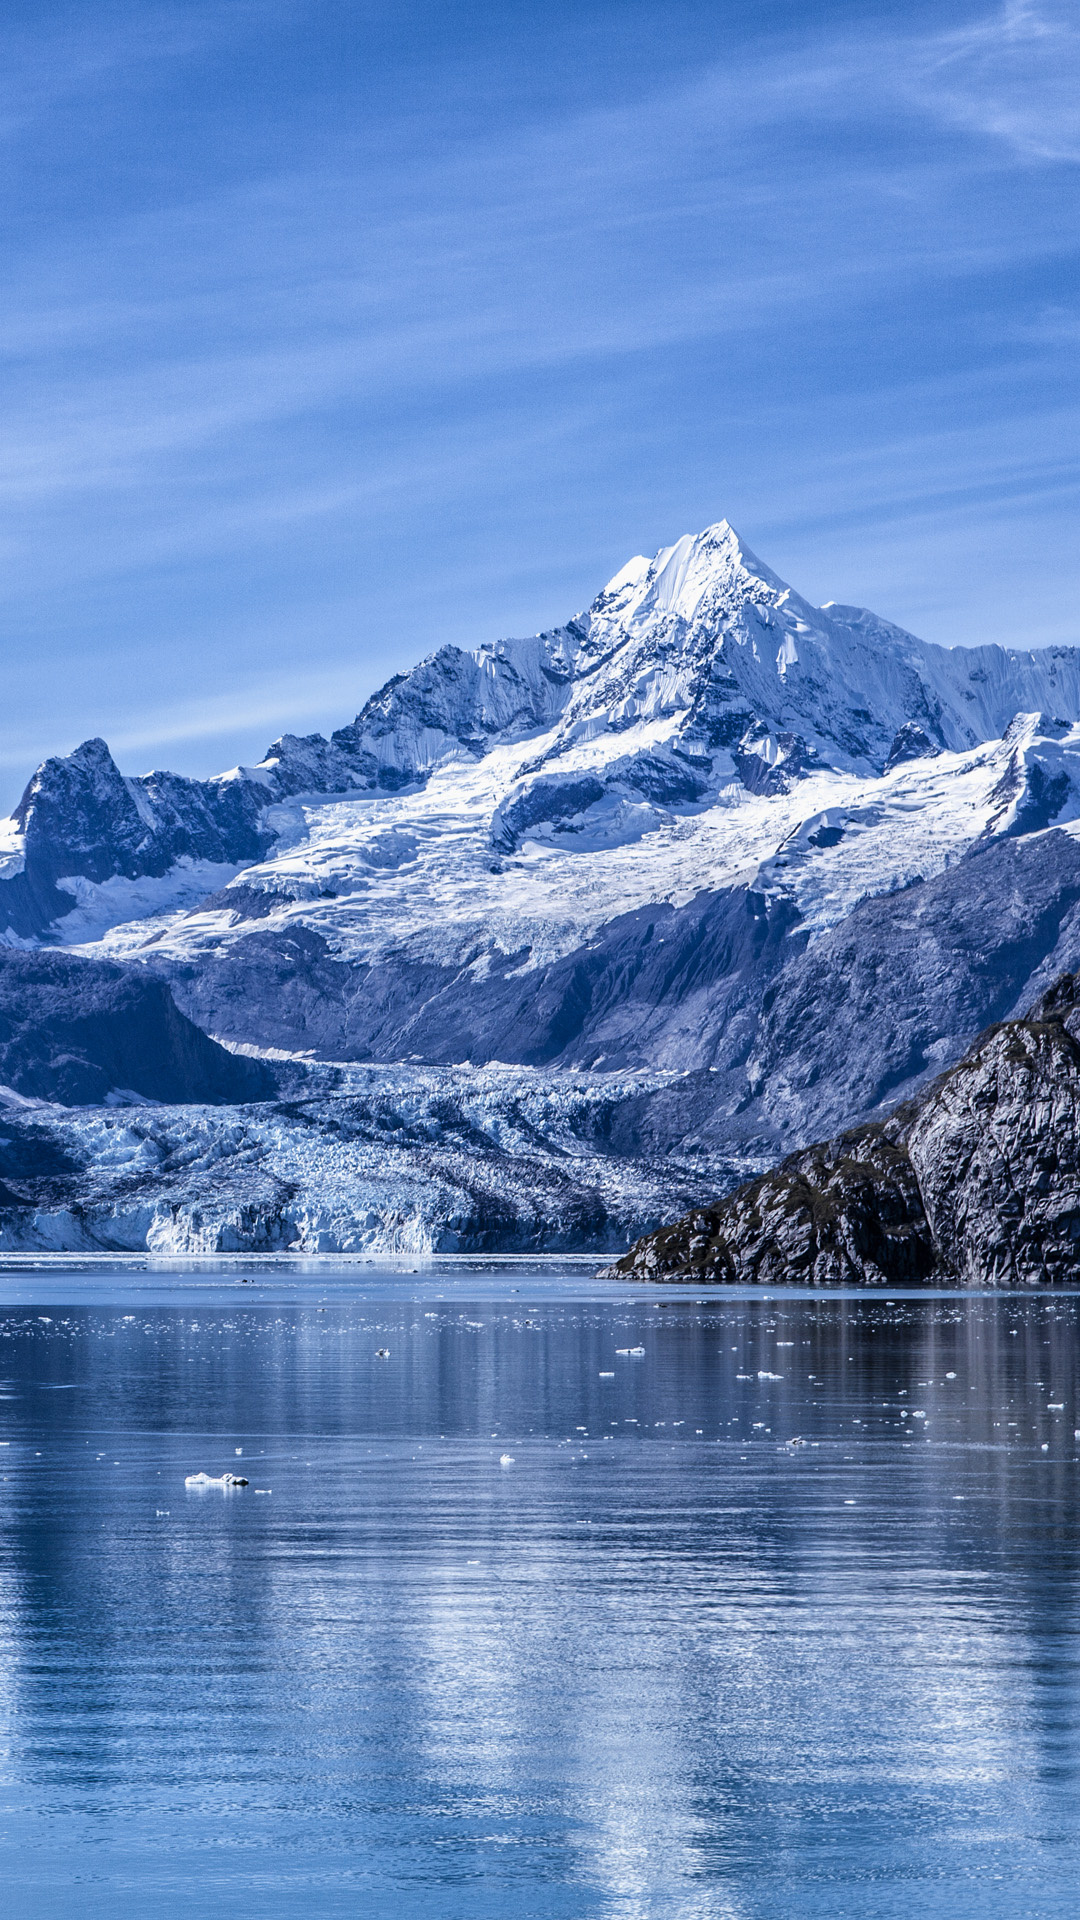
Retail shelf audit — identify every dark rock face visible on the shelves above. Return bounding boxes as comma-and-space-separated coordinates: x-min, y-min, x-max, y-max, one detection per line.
491, 773, 609, 851
608, 1122, 934, 1287
906, 1014, 1080, 1287
884, 721, 941, 770
0, 738, 276, 939
0, 951, 275, 1107
604, 972, 1080, 1288
733, 725, 808, 796
491, 749, 714, 851
159, 887, 807, 1071
982, 723, 1074, 838
739, 832, 1080, 1145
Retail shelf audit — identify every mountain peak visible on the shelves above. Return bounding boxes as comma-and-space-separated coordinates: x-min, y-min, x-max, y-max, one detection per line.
594, 519, 773, 630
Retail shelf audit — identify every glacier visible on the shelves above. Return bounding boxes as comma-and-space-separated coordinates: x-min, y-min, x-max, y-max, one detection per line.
2, 517, 1080, 1253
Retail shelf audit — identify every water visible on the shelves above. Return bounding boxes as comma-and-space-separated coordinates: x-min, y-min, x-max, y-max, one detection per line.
1, 1263, 1079, 1918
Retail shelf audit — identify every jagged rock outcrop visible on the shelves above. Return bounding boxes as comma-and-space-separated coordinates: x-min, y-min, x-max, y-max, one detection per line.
604, 972, 1080, 1287
884, 720, 941, 770
0, 950, 274, 1107
0, 738, 278, 939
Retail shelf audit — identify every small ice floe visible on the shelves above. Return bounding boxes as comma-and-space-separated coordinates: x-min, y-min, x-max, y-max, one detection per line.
375, 1348, 390, 1359
598, 1370, 615, 1378
945, 1371, 957, 1380
757, 1371, 783, 1380
184, 1471, 249, 1489
235, 1447, 243, 1455
1048, 1403, 1064, 1411
1041, 1443, 1050, 1452
785, 1436, 806, 1448
254, 1488, 272, 1494
499, 1453, 514, 1466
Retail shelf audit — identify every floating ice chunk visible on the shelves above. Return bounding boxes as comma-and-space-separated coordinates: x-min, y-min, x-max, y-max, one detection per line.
375, 1348, 390, 1358
598, 1370, 615, 1377
757, 1370, 783, 1380
184, 1471, 249, 1488
499, 1454, 514, 1466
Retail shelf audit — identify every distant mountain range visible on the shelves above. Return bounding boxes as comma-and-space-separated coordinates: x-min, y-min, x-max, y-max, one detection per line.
3, 519, 1080, 1256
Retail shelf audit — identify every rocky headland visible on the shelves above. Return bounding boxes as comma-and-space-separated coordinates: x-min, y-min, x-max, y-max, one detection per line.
604, 973, 1080, 1288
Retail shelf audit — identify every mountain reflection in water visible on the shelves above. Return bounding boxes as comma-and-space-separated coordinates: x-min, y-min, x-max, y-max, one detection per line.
0, 1281, 1078, 1919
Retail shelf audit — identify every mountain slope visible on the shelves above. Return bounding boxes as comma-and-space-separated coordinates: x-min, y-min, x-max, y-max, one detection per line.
2, 516, 1080, 1258
0, 950, 274, 1107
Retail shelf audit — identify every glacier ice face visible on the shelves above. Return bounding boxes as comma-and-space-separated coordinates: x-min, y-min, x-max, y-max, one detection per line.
0, 1062, 751, 1255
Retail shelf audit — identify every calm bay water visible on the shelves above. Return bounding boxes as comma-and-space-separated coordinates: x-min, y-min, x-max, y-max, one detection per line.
1, 1264, 1079, 1918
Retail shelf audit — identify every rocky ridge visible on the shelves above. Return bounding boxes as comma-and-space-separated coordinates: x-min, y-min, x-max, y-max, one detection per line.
605, 974, 1080, 1288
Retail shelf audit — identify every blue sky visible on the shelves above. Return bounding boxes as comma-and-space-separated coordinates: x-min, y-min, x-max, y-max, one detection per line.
1, 0, 1078, 808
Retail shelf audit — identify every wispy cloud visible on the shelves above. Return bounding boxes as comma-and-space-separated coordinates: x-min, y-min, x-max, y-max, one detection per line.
0, 0, 1076, 804
903, 0, 1080, 162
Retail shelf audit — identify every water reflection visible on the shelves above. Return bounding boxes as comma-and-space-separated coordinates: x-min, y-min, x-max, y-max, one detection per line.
0, 1290, 1078, 1917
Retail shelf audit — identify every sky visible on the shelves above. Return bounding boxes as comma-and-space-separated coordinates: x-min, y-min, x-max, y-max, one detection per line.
1, 0, 1078, 809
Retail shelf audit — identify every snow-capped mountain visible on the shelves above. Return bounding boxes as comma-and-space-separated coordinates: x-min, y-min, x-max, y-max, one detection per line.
6, 519, 1080, 943
3, 517, 1080, 1253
